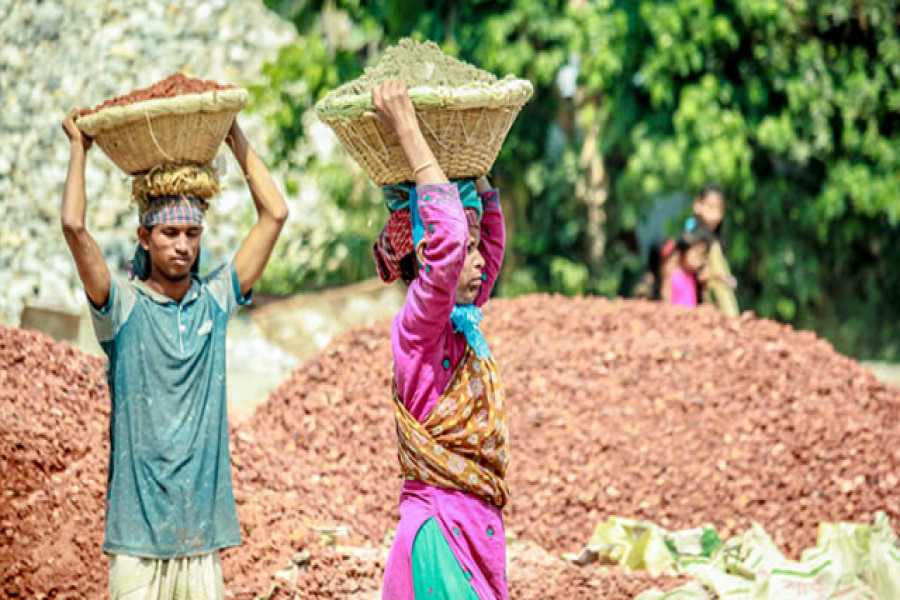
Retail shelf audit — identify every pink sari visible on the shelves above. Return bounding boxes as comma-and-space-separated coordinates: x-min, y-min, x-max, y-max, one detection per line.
382, 183, 508, 600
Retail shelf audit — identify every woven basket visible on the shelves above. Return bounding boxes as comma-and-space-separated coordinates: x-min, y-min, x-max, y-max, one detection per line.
75, 89, 249, 174
315, 79, 533, 185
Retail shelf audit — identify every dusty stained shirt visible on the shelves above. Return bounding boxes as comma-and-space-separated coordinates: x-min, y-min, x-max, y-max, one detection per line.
89, 262, 250, 558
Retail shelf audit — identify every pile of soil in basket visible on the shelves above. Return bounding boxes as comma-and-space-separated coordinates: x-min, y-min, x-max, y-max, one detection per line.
78, 71, 233, 116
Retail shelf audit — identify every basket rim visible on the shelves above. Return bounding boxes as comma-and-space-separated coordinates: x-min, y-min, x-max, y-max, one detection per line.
75, 88, 249, 136
315, 78, 534, 121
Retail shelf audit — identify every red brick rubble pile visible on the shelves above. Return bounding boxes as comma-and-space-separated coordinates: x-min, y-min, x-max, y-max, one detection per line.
0, 328, 109, 598
2, 296, 898, 598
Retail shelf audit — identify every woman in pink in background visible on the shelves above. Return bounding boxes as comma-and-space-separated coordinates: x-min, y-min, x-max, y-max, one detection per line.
369, 80, 510, 600
667, 227, 714, 308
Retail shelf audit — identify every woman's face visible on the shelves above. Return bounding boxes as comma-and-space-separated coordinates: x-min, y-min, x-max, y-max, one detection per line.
455, 226, 485, 305
694, 191, 725, 231
682, 242, 709, 274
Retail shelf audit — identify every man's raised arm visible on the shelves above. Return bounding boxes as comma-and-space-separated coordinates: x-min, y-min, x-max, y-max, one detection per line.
226, 120, 289, 296
60, 109, 111, 308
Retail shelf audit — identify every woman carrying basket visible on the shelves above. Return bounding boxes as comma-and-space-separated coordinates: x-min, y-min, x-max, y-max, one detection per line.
370, 81, 510, 600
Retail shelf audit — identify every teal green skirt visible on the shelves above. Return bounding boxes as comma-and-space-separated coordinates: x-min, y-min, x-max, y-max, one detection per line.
411, 518, 480, 599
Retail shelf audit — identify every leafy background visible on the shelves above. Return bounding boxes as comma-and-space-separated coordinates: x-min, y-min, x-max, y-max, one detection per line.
250, 0, 899, 360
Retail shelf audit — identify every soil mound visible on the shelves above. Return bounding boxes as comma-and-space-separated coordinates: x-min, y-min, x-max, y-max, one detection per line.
224, 297, 900, 596
3, 296, 897, 598
0, 326, 109, 598
323, 38, 498, 102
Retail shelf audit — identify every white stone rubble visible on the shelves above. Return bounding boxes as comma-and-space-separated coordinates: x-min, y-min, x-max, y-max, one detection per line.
0, 0, 298, 323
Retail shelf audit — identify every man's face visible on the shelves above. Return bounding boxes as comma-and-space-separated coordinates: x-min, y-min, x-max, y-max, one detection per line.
139, 224, 203, 282
694, 191, 725, 231
455, 226, 485, 305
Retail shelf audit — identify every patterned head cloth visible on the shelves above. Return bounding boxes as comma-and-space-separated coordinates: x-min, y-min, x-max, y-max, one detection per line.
129, 195, 205, 280
465, 208, 480, 230
140, 194, 205, 229
373, 181, 481, 283
373, 209, 415, 283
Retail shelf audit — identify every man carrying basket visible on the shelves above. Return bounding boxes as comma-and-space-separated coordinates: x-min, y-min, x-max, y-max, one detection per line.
60, 103, 288, 599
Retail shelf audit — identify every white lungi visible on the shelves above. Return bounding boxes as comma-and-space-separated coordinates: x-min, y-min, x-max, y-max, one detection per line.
109, 552, 224, 600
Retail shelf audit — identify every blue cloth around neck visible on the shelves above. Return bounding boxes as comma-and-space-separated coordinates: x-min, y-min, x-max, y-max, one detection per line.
450, 304, 492, 359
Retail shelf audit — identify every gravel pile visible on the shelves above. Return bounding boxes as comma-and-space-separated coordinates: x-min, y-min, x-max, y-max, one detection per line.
3, 296, 898, 598
226, 296, 899, 596
78, 71, 235, 115
0, 327, 109, 597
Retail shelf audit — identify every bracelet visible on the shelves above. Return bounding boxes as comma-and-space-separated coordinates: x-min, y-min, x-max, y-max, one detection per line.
412, 161, 433, 177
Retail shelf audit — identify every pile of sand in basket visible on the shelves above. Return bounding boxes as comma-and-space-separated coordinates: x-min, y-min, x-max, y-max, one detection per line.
315, 39, 533, 185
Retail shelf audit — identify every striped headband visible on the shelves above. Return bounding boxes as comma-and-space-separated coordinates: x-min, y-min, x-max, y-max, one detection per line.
140, 195, 205, 228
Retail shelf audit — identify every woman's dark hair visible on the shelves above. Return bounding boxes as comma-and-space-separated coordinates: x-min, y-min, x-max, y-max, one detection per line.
699, 183, 724, 199
645, 238, 678, 300
399, 252, 417, 285
677, 226, 714, 302
677, 224, 715, 254
646, 239, 665, 300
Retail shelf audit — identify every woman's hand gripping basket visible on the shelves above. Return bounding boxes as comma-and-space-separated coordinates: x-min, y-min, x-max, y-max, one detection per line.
315, 40, 533, 185
75, 73, 248, 175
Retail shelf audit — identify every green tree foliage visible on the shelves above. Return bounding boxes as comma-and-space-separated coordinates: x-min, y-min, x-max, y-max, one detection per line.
257, 0, 900, 359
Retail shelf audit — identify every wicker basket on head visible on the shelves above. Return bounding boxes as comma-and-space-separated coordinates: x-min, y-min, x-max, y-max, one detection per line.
315, 41, 533, 185
75, 89, 248, 175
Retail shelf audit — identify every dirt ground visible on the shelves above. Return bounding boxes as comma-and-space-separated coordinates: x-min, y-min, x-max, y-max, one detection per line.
2, 296, 898, 598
